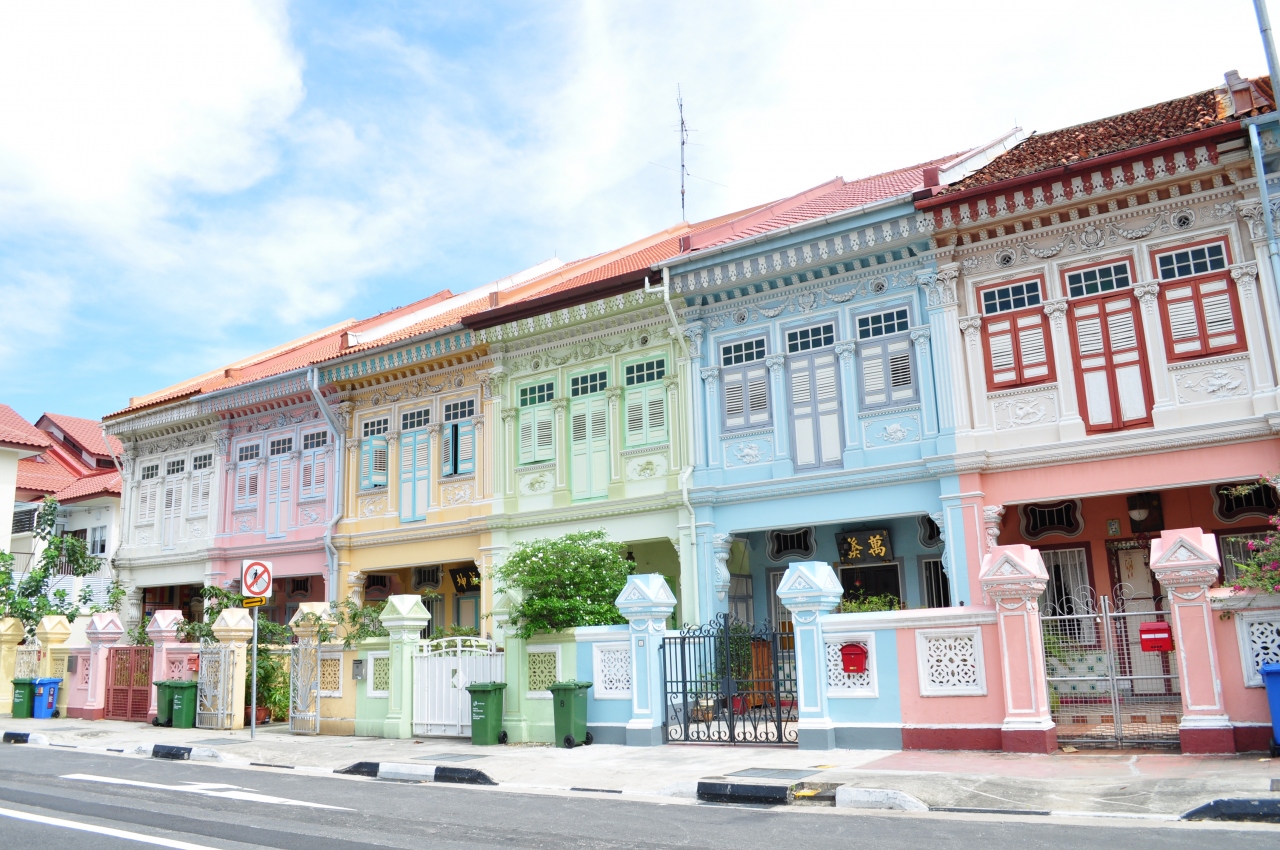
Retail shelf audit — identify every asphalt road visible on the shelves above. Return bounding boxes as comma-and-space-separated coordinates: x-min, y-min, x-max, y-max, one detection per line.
0, 747, 1275, 850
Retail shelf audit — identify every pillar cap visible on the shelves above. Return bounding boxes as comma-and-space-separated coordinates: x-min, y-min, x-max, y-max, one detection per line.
84, 611, 125, 643
146, 609, 185, 640
212, 607, 254, 639
0, 617, 25, 643
980, 544, 1049, 601
35, 615, 72, 644
615, 574, 677, 619
379, 594, 431, 628
775, 561, 843, 617
1150, 527, 1221, 589
288, 602, 333, 627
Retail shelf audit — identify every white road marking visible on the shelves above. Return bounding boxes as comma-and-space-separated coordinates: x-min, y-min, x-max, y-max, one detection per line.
59, 774, 351, 810
0, 805, 225, 850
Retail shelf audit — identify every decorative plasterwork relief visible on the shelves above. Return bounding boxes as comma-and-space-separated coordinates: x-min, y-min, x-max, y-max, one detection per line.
187, 521, 204, 538
723, 437, 773, 468
518, 471, 553, 495
137, 430, 213, 458
626, 455, 667, 480
358, 493, 388, 517
861, 412, 921, 447
690, 268, 920, 329
442, 482, 473, 506
990, 388, 1059, 431
352, 367, 478, 409
1171, 358, 1251, 404
478, 290, 664, 345
230, 409, 318, 435
300, 507, 323, 525
502, 321, 670, 377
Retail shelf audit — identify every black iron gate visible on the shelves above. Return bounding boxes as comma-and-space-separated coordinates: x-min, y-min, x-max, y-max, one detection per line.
661, 614, 798, 744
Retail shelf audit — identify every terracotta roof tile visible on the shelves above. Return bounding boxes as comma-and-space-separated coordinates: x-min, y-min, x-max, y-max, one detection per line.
39, 413, 122, 457
54, 471, 122, 503
16, 456, 76, 494
941, 77, 1274, 195
0, 405, 51, 451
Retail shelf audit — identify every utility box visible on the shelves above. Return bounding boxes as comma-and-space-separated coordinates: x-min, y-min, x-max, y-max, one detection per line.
841, 643, 869, 674
1139, 621, 1174, 653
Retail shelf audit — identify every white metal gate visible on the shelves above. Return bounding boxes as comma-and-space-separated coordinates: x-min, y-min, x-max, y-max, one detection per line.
196, 640, 236, 730
412, 637, 504, 737
289, 639, 320, 735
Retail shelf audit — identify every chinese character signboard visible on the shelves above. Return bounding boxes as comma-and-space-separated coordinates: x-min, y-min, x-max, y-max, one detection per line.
837, 530, 894, 566
449, 566, 482, 594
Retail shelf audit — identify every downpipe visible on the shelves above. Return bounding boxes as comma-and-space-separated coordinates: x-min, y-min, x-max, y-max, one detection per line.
309, 368, 344, 606
1248, 122, 1280, 299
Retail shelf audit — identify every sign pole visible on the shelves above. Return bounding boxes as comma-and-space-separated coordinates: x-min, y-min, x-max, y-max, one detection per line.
251, 606, 258, 741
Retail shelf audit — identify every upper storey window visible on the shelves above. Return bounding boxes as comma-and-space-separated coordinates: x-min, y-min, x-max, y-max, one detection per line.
857, 308, 908, 339
570, 371, 607, 397
519, 381, 555, 464
401, 408, 429, 431
441, 399, 475, 478
269, 437, 293, 456
722, 338, 765, 366
360, 417, 389, 490
978, 278, 1054, 390
856, 308, 915, 410
786, 323, 834, 353
1066, 262, 1130, 299
1152, 241, 1243, 361
722, 338, 769, 431
624, 359, 667, 448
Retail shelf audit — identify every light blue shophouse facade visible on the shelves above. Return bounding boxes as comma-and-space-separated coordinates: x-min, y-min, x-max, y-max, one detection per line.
654, 164, 990, 745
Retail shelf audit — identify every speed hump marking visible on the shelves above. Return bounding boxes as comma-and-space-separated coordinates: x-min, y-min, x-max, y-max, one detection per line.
242, 560, 273, 598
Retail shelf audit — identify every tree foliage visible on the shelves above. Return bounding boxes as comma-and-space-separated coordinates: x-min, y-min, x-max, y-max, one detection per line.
494, 530, 633, 639
0, 497, 119, 638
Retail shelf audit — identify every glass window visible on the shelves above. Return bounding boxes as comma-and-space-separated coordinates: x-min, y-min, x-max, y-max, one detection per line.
443, 399, 474, 421
302, 431, 327, 450
269, 437, 293, 456
1157, 243, 1226, 280
1066, 262, 1131, 298
721, 338, 766, 366
165, 459, 184, 475
141, 463, 160, 479
519, 382, 555, 406
192, 453, 212, 470
236, 444, 259, 463
981, 280, 1043, 315
570, 371, 607, 397
625, 359, 665, 386
401, 409, 430, 431
786, 323, 835, 353
362, 418, 389, 437
856, 308, 909, 339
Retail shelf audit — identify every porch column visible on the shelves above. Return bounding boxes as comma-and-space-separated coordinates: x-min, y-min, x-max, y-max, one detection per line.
211, 608, 252, 730
980, 544, 1056, 753
0, 619, 22, 716
615, 574, 677, 746
776, 561, 843, 750
288, 602, 332, 736
1149, 528, 1234, 753
378, 594, 431, 739
493, 590, 531, 742
79, 612, 125, 720
35, 616, 71, 679
145, 610, 184, 722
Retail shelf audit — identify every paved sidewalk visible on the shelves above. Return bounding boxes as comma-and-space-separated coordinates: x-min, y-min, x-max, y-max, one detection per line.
5, 716, 1278, 817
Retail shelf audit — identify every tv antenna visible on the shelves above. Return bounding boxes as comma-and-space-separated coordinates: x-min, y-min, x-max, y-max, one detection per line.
678, 86, 689, 221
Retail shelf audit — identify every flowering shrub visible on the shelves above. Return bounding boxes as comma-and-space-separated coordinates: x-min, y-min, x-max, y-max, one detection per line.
1227, 477, 1280, 595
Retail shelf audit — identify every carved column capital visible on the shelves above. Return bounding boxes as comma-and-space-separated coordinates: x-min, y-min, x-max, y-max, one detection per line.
1042, 300, 1068, 331
427, 422, 442, 437
1231, 261, 1260, 294
500, 407, 518, 423
763, 355, 785, 375
682, 321, 706, 357
551, 397, 569, 413
910, 327, 932, 352
982, 504, 1005, 554
699, 366, 720, 390
1133, 282, 1161, 309
918, 265, 959, 307
834, 342, 856, 363
662, 374, 680, 391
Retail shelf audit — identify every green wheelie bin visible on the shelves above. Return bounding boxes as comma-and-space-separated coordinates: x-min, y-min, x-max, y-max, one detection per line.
152, 680, 174, 726
465, 681, 507, 745
10, 679, 34, 719
170, 681, 198, 729
548, 680, 593, 748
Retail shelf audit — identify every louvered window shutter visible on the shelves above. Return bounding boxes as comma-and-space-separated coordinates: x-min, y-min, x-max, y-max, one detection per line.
455, 420, 475, 475
570, 401, 590, 497
986, 320, 1017, 385
440, 426, 454, 478
589, 399, 608, 496
313, 453, 325, 492
535, 406, 554, 462
625, 389, 646, 448
790, 358, 817, 467
1163, 278, 1241, 360
888, 341, 913, 402
247, 470, 258, 501
813, 353, 842, 464
985, 311, 1052, 387
860, 343, 887, 407
235, 469, 247, 508
400, 438, 415, 521
370, 435, 389, 487
414, 434, 431, 517
360, 439, 373, 489
1105, 302, 1147, 424
519, 413, 535, 463
723, 370, 745, 429
301, 456, 313, 493
1016, 314, 1050, 380
646, 386, 666, 443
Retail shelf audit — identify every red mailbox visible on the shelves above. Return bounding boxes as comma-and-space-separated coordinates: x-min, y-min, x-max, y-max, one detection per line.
841, 642, 869, 674
1139, 621, 1174, 653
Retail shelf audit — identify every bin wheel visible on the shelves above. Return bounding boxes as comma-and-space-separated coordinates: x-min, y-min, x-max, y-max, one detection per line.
51, 710, 59, 719
584, 732, 593, 746
152, 717, 160, 727
164, 720, 172, 728
1272, 739, 1279, 759
563, 734, 576, 749
498, 730, 508, 745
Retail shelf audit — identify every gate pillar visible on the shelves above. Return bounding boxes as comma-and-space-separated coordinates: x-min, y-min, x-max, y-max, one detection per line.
493, 592, 531, 743
77, 612, 124, 720
211, 609, 253, 729
1150, 528, 1234, 753
615, 574, 677, 746
35, 616, 71, 679
0, 618, 22, 716
288, 603, 331, 735
980, 544, 1056, 753
378, 595, 431, 740
776, 561, 843, 750
145, 610, 184, 722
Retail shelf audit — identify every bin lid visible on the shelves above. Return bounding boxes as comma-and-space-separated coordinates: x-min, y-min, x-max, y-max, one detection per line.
1261, 662, 1280, 674
547, 680, 593, 691
11, 678, 34, 684
170, 680, 198, 688
31, 678, 63, 685
464, 681, 507, 692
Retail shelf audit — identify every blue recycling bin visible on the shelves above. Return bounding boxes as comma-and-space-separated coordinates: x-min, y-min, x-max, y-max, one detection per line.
31, 678, 62, 719
1262, 663, 1280, 757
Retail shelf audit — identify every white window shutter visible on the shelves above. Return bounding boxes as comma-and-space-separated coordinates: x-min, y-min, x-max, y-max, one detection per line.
888, 342, 913, 401
813, 353, 842, 464
789, 359, 817, 468
400, 439, 415, 521
519, 413, 534, 463
589, 397, 609, 496
1164, 287, 1201, 353
1016, 314, 1049, 380
625, 389, 645, 448
370, 436, 388, 487
535, 406, 554, 462
723, 370, 745, 428
986, 318, 1016, 384
414, 436, 431, 518
570, 402, 590, 497
860, 343, 886, 406
646, 387, 666, 443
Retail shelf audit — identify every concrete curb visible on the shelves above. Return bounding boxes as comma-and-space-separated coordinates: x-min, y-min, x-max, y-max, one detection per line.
2, 731, 49, 746
835, 787, 928, 812
336, 761, 497, 786
696, 781, 791, 805
1182, 799, 1280, 823
131, 743, 224, 762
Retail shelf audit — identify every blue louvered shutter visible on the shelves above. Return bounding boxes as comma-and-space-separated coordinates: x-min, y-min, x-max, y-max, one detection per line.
360, 438, 373, 490
455, 420, 475, 475
440, 425, 454, 477
369, 435, 388, 487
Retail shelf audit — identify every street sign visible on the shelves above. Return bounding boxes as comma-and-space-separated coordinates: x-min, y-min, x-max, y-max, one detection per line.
242, 560, 273, 598
243, 596, 266, 608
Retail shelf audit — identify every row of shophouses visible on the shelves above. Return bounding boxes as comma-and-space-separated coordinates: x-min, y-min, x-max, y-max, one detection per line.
50, 71, 1280, 752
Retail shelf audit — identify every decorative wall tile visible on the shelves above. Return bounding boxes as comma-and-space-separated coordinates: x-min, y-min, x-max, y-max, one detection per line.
916, 627, 986, 697
825, 636, 876, 698
592, 642, 632, 699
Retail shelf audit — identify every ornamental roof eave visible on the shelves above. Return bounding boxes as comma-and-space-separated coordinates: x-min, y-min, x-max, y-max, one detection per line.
318, 325, 482, 388
476, 288, 667, 348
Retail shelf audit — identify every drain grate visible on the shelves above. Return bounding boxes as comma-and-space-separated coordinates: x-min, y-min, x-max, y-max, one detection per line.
726, 768, 818, 781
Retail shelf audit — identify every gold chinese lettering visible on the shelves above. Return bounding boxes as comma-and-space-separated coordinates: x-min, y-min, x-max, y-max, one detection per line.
868, 534, 886, 558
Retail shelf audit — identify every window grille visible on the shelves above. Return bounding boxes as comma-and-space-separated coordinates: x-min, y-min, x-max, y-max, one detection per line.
443, 400, 474, 422
721, 338, 765, 366
519, 382, 554, 406
192, 453, 212, 470
981, 280, 1042, 315
287, 578, 311, 598
1219, 533, 1269, 584
1066, 262, 1130, 298
142, 463, 160, 479
570, 371, 607, 397
786, 323, 835, 353
767, 527, 815, 561
302, 431, 327, 450
362, 418, 389, 437
237, 445, 259, 462
625, 359, 665, 386
1215, 482, 1279, 521
269, 437, 293, 456
1157, 243, 1227, 280
1020, 500, 1082, 539
11, 509, 35, 535
165, 459, 184, 476
857, 308, 909, 339
401, 409, 430, 431
412, 566, 441, 590
922, 559, 950, 608
1039, 548, 1092, 620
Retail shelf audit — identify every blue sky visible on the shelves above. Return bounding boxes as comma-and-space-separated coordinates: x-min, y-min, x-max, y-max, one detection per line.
0, 0, 1269, 423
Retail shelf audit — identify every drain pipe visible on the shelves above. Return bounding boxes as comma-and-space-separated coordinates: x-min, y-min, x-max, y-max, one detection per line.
309, 368, 344, 606
647, 268, 698, 621
1248, 121, 1280, 298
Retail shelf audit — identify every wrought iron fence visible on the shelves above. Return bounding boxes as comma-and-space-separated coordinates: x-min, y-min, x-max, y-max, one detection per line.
289, 639, 320, 735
